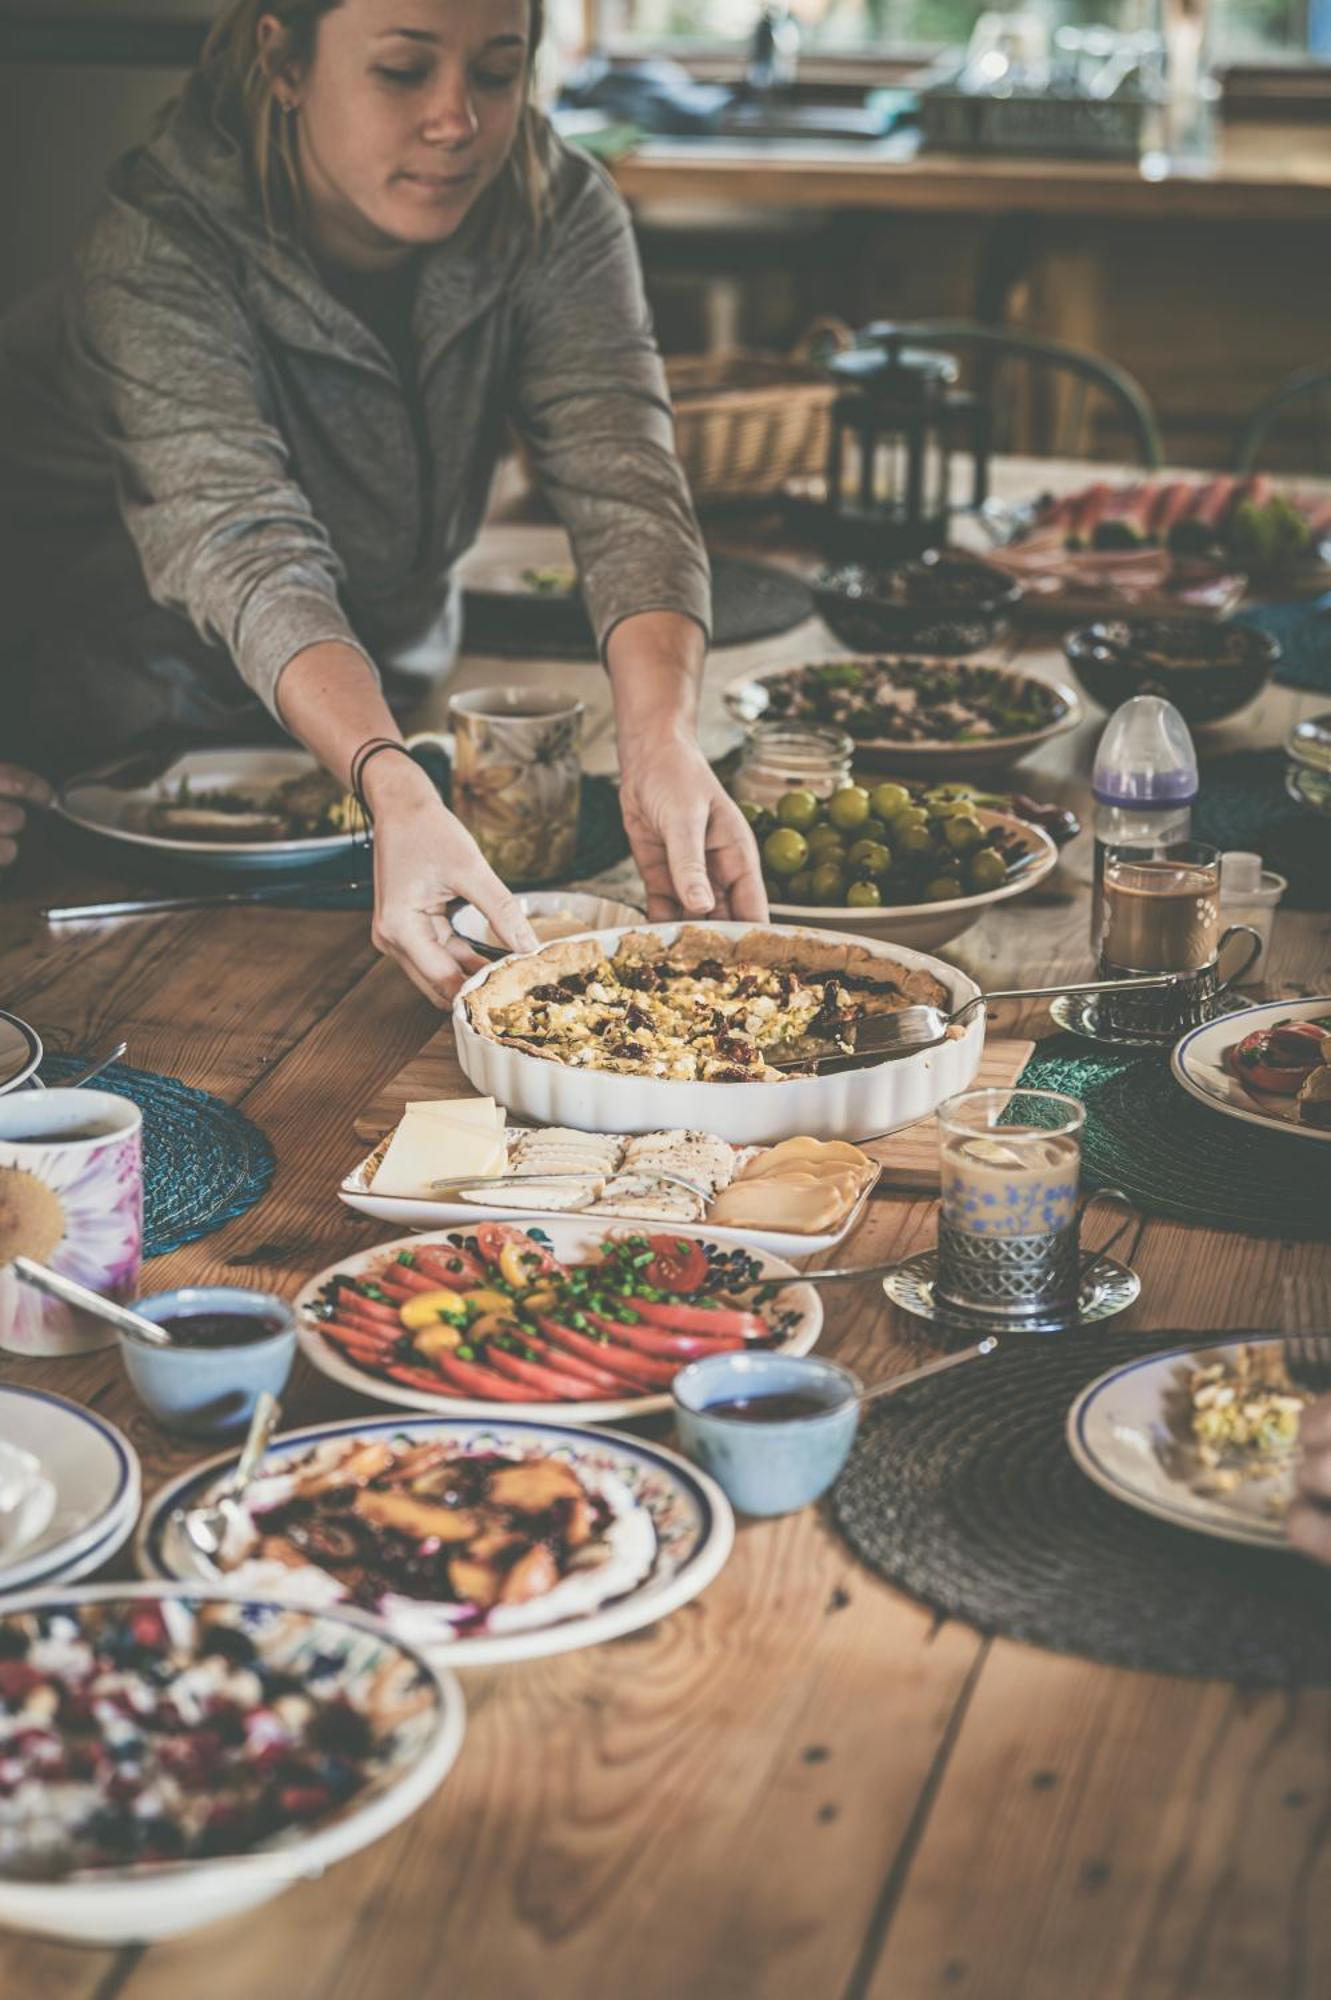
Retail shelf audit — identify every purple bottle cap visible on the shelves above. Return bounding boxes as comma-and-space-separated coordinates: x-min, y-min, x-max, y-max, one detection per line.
1092, 696, 1198, 807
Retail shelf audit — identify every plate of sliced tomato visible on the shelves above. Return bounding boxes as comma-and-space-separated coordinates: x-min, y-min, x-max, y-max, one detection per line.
295, 1220, 824, 1422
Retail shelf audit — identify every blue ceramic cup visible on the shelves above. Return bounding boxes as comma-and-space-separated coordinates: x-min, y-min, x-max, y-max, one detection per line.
119, 1287, 297, 1440
672, 1351, 862, 1518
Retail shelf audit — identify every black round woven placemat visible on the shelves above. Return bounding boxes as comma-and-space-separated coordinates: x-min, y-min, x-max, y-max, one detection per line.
463, 554, 815, 658
1016, 1036, 1331, 1240
833, 1329, 1331, 1684
1194, 747, 1331, 911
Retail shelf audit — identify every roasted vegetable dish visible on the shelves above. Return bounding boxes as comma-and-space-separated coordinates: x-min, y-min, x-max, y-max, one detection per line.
753, 657, 1069, 746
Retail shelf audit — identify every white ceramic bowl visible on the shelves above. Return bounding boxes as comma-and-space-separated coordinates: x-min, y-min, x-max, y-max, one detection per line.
449, 890, 645, 961
453, 921, 983, 1144
0, 1584, 464, 1945
767, 810, 1059, 951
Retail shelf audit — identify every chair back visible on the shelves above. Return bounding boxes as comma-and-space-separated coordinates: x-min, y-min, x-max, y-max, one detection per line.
1232, 365, 1331, 475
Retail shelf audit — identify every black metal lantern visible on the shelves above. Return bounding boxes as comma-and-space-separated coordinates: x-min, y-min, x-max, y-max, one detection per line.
822, 329, 990, 562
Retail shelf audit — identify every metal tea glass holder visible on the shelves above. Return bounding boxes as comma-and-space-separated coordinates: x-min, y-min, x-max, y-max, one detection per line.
884, 1088, 1142, 1336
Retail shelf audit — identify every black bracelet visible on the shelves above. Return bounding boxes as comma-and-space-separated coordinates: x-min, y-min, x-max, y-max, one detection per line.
349, 737, 416, 823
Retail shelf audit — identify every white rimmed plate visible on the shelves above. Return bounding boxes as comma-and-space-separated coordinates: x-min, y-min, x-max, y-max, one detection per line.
767, 809, 1059, 950
0, 1387, 140, 1593
338, 1134, 880, 1263
295, 1218, 822, 1423
0, 1010, 42, 1094
0, 1584, 463, 1945
1171, 997, 1331, 1145
1068, 1334, 1305, 1550
453, 919, 983, 1145
137, 1413, 734, 1668
724, 657, 1081, 774
59, 748, 359, 874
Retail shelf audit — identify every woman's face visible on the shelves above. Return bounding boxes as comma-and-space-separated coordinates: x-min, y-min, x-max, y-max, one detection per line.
264, 0, 531, 269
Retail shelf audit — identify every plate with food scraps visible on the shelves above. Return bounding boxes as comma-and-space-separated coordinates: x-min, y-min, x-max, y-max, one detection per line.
1068, 1335, 1313, 1549
58, 748, 363, 873
340, 1116, 881, 1262
724, 656, 1080, 775
1171, 998, 1331, 1143
138, 1413, 734, 1668
295, 1218, 823, 1423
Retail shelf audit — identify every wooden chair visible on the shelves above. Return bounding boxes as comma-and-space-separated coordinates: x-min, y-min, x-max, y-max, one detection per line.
859, 320, 1164, 469
1232, 364, 1331, 475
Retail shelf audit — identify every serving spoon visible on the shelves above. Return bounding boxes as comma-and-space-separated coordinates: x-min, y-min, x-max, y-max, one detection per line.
174, 1391, 283, 1564
770, 971, 1183, 1073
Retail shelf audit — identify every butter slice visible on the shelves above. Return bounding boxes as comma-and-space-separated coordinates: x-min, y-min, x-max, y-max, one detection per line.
371, 1114, 507, 1199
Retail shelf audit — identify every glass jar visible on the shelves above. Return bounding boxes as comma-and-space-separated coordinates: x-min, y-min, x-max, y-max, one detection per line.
733, 724, 854, 812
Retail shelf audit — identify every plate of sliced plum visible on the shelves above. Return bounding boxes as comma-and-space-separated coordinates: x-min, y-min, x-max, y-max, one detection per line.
1172, 999, 1331, 1142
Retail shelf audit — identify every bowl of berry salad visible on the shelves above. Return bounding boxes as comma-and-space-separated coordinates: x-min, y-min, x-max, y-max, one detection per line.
0, 1586, 464, 1944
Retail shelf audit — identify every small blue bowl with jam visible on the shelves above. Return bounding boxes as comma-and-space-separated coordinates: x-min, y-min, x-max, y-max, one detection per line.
672, 1351, 862, 1517
119, 1287, 296, 1439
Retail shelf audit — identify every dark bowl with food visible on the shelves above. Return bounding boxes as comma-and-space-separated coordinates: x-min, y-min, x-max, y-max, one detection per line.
812, 552, 1024, 657
1064, 619, 1279, 727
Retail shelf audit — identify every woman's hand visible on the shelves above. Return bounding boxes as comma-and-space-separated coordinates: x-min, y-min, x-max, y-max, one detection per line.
0, 767, 53, 869
1288, 1397, 1331, 1563
618, 730, 768, 923
365, 754, 537, 1005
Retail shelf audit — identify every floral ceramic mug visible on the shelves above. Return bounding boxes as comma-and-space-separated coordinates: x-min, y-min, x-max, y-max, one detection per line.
0, 1090, 142, 1356
444, 688, 584, 886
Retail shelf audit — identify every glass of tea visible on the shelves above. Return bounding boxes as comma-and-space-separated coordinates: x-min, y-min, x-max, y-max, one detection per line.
1098, 842, 1261, 1039
935, 1088, 1095, 1321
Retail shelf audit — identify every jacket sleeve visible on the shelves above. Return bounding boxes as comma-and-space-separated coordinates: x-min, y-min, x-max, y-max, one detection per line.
67, 226, 376, 718
510, 154, 712, 655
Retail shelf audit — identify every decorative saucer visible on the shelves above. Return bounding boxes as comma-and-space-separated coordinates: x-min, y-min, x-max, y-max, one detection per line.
882, 1250, 1140, 1337
1049, 990, 1248, 1050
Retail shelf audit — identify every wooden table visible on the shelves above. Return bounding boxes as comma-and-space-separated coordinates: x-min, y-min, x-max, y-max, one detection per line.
2, 460, 1330, 1998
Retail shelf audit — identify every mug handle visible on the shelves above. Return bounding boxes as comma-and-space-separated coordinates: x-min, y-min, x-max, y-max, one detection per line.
1075, 1186, 1141, 1284
1215, 924, 1263, 997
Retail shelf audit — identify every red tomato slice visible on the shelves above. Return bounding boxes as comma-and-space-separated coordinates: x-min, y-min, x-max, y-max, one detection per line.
634, 1297, 771, 1341
641, 1234, 710, 1294
426, 1351, 534, 1402
473, 1224, 563, 1280
483, 1347, 604, 1401
534, 1316, 670, 1391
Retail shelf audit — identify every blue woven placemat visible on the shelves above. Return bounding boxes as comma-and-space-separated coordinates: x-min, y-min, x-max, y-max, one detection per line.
37, 1057, 275, 1258
1236, 599, 1331, 695
1017, 1035, 1331, 1239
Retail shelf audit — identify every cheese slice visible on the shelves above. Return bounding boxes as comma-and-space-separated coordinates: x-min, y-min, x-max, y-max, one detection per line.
405, 1097, 504, 1130
371, 1115, 507, 1198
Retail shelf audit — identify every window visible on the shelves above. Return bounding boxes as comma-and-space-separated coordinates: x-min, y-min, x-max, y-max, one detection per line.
599, 0, 1321, 64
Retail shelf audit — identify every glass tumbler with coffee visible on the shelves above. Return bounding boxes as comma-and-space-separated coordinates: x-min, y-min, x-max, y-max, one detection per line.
1098, 841, 1261, 1039
936, 1089, 1133, 1327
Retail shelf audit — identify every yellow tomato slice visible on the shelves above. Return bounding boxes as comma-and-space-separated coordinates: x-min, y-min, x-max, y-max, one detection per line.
460, 1288, 515, 1317
398, 1287, 468, 1330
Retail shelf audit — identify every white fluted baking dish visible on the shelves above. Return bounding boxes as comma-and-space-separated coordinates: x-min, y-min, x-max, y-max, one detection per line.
451, 921, 983, 1145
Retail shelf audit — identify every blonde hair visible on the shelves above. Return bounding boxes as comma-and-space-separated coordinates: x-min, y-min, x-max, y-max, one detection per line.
200, 0, 549, 240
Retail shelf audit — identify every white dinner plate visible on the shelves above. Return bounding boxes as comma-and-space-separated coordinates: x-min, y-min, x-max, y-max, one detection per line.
295, 1218, 822, 1423
1171, 997, 1331, 1145
59, 747, 359, 873
1067, 1334, 1303, 1550
0, 1387, 140, 1592
0, 1009, 43, 1094
137, 1412, 734, 1668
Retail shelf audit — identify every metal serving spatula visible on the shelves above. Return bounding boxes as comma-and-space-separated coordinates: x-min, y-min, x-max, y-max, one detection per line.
770, 972, 1184, 1075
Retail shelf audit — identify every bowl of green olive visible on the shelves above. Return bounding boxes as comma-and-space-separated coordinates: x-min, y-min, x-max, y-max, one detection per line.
745, 781, 1061, 949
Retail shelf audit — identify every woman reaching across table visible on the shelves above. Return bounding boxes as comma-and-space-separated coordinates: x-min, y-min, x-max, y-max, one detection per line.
0, 0, 764, 995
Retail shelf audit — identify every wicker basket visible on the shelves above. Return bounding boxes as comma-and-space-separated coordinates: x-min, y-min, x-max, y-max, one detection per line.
665, 318, 853, 504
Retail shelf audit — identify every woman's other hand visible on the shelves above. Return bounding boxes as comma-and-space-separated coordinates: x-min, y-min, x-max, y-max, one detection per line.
365, 752, 537, 1006
618, 732, 768, 924
0, 766, 53, 868
1288, 1396, 1331, 1563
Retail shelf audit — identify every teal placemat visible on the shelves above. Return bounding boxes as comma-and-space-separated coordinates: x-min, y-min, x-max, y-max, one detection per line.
38, 1057, 275, 1258
1017, 1035, 1331, 1239
1236, 600, 1331, 695
1194, 748, 1331, 911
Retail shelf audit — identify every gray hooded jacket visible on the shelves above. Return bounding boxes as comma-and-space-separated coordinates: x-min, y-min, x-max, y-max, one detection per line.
0, 74, 710, 768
